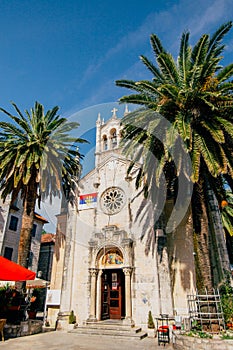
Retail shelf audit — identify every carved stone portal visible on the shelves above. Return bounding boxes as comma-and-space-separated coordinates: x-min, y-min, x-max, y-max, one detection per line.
87, 225, 134, 323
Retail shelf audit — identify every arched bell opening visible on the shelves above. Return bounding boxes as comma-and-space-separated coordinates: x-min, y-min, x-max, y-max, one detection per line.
102, 134, 108, 151
110, 128, 117, 149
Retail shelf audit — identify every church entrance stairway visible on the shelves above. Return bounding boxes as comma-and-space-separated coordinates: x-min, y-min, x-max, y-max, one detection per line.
69, 320, 148, 340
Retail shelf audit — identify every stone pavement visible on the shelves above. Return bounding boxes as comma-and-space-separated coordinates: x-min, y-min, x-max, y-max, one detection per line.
0, 330, 174, 350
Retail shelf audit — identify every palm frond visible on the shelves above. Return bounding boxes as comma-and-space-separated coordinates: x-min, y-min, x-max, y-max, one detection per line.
190, 34, 209, 87
150, 34, 166, 56
217, 63, 233, 83
207, 21, 232, 61
178, 31, 191, 84
156, 52, 179, 84
140, 55, 164, 81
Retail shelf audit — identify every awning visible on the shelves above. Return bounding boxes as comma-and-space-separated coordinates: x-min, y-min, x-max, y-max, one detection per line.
0, 256, 36, 281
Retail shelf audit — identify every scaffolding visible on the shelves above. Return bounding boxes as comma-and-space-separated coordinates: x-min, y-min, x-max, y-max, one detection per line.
187, 289, 225, 332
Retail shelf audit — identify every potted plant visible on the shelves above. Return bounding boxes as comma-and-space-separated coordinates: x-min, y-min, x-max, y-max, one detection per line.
28, 290, 40, 319
69, 310, 76, 324
147, 310, 156, 337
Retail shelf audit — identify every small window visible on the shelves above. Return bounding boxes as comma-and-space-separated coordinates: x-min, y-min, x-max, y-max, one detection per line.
4, 247, 13, 260
11, 197, 19, 208
110, 300, 119, 307
9, 215, 19, 231
28, 251, 33, 267
110, 291, 119, 298
31, 224, 37, 237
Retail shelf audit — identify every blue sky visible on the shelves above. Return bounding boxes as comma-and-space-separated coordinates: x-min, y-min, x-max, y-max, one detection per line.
0, 0, 232, 231
1, 0, 232, 114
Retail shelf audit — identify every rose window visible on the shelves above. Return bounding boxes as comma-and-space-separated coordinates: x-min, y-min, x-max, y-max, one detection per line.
100, 187, 126, 215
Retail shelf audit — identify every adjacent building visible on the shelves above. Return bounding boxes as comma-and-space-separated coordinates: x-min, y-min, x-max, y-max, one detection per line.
0, 195, 49, 273
38, 233, 56, 281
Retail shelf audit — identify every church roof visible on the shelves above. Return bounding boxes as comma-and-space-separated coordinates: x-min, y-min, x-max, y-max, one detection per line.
41, 233, 56, 243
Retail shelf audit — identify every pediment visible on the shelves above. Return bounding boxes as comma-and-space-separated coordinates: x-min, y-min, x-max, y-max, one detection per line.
80, 154, 140, 184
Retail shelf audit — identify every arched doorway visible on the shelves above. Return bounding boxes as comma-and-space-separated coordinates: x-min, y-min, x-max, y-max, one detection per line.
88, 236, 134, 324
99, 247, 125, 320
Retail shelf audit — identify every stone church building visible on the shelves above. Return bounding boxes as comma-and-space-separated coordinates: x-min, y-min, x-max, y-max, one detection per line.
48, 107, 196, 329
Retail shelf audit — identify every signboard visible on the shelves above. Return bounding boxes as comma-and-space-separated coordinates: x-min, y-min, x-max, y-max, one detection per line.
46, 289, 61, 305
26, 278, 48, 288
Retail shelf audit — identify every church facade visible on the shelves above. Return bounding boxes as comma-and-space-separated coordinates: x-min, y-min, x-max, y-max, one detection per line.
48, 108, 196, 329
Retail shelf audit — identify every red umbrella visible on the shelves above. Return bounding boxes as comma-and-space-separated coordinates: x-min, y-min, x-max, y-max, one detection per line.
0, 256, 36, 281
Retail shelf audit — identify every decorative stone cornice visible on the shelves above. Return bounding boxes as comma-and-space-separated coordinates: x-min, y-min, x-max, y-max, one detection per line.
88, 239, 98, 247
121, 238, 133, 247
89, 226, 131, 247
89, 268, 98, 277
123, 267, 133, 276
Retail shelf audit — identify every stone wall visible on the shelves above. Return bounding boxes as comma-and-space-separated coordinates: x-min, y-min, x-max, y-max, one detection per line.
4, 320, 43, 339
173, 332, 233, 350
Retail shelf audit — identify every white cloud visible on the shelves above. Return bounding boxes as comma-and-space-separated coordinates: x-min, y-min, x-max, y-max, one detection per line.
69, 0, 233, 112
83, 0, 231, 76
185, 0, 232, 37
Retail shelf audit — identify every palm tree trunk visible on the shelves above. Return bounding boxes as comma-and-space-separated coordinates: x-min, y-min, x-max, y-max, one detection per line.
205, 186, 231, 286
17, 177, 38, 269
192, 181, 213, 291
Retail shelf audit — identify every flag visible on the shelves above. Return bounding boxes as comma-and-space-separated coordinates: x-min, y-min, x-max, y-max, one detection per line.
79, 193, 97, 210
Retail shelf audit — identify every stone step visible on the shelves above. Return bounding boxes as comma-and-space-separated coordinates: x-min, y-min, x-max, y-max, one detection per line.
84, 323, 142, 332
69, 325, 148, 340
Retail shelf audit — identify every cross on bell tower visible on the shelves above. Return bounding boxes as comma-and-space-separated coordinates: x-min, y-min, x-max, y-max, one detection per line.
111, 107, 118, 118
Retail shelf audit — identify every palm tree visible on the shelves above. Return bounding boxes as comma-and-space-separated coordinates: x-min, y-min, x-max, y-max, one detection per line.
116, 22, 233, 290
0, 102, 86, 268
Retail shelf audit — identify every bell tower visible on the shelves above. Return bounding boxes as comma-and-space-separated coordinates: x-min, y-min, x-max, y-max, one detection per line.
95, 107, 128, 168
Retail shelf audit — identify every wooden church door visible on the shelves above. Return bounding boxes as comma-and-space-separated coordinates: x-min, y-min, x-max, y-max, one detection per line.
101, 269, 125, 320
